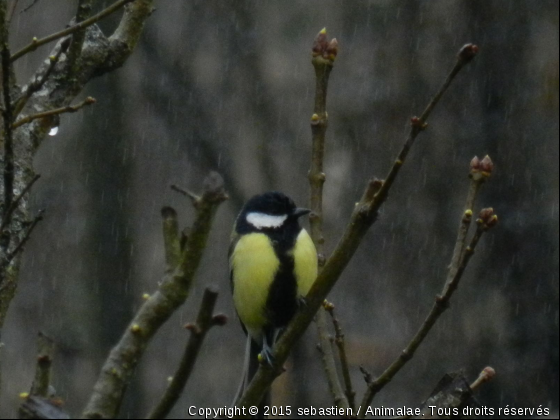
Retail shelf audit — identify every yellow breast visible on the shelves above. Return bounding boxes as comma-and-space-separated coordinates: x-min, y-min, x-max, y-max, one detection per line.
293, 229, 318, 297
230, 229, 318, 335
231, 233, 280, 333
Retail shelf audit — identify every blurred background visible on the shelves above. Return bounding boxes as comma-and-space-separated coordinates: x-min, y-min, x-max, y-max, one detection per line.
1, 0, 558, 418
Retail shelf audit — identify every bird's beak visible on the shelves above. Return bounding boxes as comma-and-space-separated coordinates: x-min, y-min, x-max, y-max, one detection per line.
292, 207, 311, 218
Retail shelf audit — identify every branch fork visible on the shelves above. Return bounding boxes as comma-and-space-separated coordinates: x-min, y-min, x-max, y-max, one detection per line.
83, 172, 227, 419
236, 39, 485, 413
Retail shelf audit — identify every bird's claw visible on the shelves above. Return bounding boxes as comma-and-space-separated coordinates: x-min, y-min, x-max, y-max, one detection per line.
259, 347, 275, 366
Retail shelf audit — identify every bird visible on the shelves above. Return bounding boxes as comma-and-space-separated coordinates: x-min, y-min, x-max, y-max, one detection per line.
229, 191, 318, 407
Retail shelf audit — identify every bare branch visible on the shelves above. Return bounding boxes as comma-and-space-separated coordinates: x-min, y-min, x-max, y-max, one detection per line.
0, 0, 154, 348
148, 288, 227, 419
358, 208, 498, 414
316, 308, 347, 408
325, 301, 355, 410
82, 173, 228, 419
12, 97, 96, 129
359, 366, 373, 386
21, 0, 41, 15
370, 44, 479, 210
306, 28, 348, 411
10, 0, 136, 62
235, 43, 479, 411
12, 0, 154, 154
171, 184, 201, 207
0, 173, 40, 233
308, 28, 338, 266
447, 155, 494, 285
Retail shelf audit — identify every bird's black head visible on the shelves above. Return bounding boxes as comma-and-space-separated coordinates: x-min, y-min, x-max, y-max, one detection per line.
236, 191, 310, 233
245, 191, 296, 215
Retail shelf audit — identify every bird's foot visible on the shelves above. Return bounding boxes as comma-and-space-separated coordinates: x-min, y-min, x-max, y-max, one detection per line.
297, 295, 308, 308
258, 345, 275, 367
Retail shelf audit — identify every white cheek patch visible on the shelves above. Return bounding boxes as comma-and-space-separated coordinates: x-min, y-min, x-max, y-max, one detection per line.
246, 212, 288, 230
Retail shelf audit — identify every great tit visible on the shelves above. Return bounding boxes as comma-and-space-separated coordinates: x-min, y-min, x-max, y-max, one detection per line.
230, 191, 318, 405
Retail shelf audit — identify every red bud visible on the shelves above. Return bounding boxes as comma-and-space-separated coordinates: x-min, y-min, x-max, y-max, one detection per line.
486, 215, 499, 228
312, 28, 329, 56
325, 38, 339, 60
478, 207, 494, 223
458, 43, 479, 63
480, 155, 494, 174
470, 156, 481, 171
312, 28, 338, 63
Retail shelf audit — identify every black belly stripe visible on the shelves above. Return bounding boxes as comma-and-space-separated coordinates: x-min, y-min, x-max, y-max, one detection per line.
265, 253, 298, 328
264, 225, 301, 329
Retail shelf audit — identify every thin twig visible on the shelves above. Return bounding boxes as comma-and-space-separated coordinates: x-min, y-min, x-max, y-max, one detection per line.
316, 308, 347, 408
12, 96, 96, 129
83, 172, 227, 419
234, 44, 478, 412
447, 157, 492, 285
171, 184, 200, 206
357, 211, 498, 415
309, 28, 337, 266
307, 28, 350, 411
30, 332, 54, 397
7, 209, 44, 261
21, 0, 41, 14
359, 366, 373, 385
10, 0, 136, 62
148, 288, 226, 419
0, 173, 40, 233
371, 44, 479, 212
325, 301, 356, 410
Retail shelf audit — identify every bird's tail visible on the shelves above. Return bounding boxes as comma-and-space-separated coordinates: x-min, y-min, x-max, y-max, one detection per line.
231, 336, 270, 417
